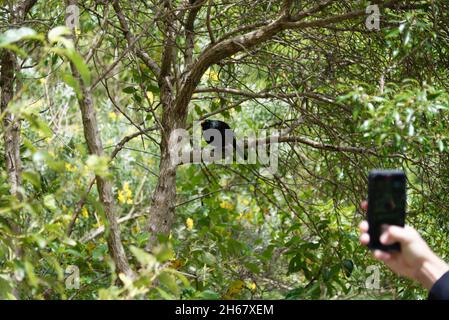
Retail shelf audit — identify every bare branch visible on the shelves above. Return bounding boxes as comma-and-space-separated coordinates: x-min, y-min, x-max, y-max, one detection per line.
194, 86, 346, 109
206, 0, 215, 44
81, 212, 144, 243
184, 0, 206, 68
112, 0, 161, 78
175, 0, 406, 119
178, 135, 376, 165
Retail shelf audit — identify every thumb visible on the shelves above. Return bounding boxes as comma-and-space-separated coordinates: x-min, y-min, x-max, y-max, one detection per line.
380, 225, 413, 245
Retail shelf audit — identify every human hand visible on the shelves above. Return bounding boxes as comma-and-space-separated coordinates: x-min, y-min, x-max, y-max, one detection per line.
359, 200, 449, 289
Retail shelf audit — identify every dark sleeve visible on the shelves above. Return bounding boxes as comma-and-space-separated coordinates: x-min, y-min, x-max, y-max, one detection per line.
428, 270, 449, 300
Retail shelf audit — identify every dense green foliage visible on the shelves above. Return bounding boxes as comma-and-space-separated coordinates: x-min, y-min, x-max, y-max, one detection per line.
0, 0, 448, 300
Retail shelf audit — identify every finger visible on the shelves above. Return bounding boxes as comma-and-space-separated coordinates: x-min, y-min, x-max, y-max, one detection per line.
361, 200, 368, 211
373, 250, 392, 262
359, 233, 370, 245
359, 220, 369, 233
380, 225, 413, 245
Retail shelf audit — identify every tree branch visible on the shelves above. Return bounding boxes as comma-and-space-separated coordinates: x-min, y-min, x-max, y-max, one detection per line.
184, 0, 206, 68
194, 86, 347, 109
112, 0, 161, 78
174, 0, 406, 120
178, 135, 376, 165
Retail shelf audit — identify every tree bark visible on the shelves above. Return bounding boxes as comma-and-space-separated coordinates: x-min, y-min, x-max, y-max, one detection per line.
71, 67, 134, 278
0, 0, 38, 299
66, 0, 133, 278
1, 50, 22, 198
146, 108, 184, 249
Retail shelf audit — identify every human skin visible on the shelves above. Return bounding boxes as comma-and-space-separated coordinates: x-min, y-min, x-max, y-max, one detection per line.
359, 200, 449, 289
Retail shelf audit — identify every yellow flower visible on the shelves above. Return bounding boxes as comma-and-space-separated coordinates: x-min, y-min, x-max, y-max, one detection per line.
204, 69, 219, 82
118, 190, 125, 204
118, 182, 133, 204
65, 163, 77, 172
186, 218, 194, 230
81, 206, 89, 218
146, 91, 154, 104
248, 282, 257, 291
123, 182, 132, 198
220, 200, 234, 210
209, 70, 219, 82
225, 280, 245, 297
93, 221, 103, 228
132, 224, 140, 234
108, 112, 118, 121
86, 243, 96, 252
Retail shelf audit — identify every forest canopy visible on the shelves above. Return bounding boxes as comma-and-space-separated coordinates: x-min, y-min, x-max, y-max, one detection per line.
0, 0, 448, 299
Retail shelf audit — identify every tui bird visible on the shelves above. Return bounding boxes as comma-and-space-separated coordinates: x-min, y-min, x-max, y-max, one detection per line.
200, 119, 246, 160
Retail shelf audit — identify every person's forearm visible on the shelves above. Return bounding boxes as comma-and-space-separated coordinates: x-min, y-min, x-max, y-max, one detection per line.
415, 254, 449, 290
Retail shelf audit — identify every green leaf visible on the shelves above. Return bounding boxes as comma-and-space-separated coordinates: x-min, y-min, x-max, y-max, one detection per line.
0, 275, 15, 300
64, 248, 83, 258
285, 287, 305, 300
244, 262, 261, 274
438, 139, 445, 152
0, 27, 38, 47
156, 287, 176, 300
52, 48, 91, 85
92, 244, 108, 261
23, 114, 53, 138
342, 259, 354, 277
130, 245, 155, 266
66, 49, 91, 85
153, 244, 174, 262
22, 170, 41, 188
24, 261, 39, 287
194, 104, 203, 116
0, 44, 27, 57
158, 272, 179, 295
201, 252, 217, 266
86, 155, 110, 178
62, 73, 81, 98
199, 290, 220, 299
122, 86, 136, 94
146, 83, 160, 94
287, 255, 304, 274
43, 194, 58, 211
48, 26, 71, 44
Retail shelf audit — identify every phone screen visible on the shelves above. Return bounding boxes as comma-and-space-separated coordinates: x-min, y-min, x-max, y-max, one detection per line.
368, 170, 406, 251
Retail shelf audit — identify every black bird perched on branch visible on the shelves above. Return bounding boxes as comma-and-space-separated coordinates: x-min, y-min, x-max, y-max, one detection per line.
200, 119, 246, 160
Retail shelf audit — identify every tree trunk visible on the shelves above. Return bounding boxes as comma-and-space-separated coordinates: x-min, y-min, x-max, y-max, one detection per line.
73, 76, 134, 278
66, 0, 133, 278
145, 96, 186, 249
146, 131, 177, 249
1, 50, 22, 198
0, 0, 38, 299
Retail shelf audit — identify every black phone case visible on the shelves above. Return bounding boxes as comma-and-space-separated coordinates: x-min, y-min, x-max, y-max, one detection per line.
367, 169, 406, 252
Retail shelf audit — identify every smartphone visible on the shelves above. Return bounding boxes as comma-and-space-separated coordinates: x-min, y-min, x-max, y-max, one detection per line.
367, 169, 406, 252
